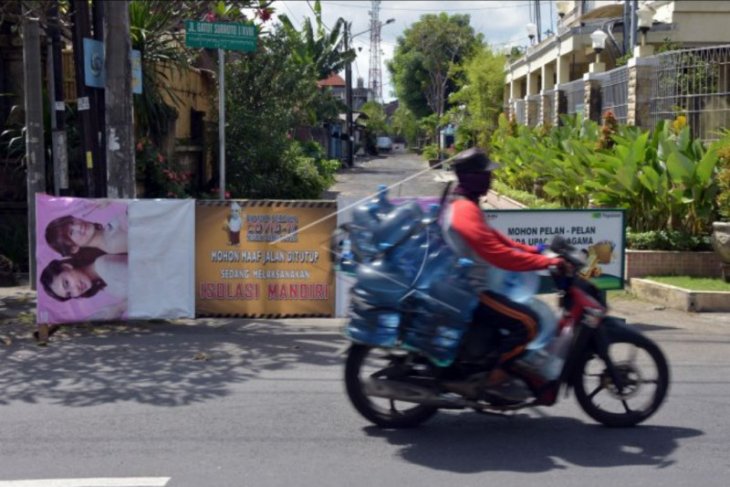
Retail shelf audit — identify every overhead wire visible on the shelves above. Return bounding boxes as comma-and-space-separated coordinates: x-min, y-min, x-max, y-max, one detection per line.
280, 0, 301, 29
321, 1, 532, 12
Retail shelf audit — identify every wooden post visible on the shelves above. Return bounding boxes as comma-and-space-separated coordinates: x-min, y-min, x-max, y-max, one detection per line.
70, 0, 96, 197
103, 0, 135, 198
22, 17, 46, 290
47, 0, 69, 196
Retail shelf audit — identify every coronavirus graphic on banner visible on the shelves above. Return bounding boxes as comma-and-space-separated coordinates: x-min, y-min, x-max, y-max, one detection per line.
195, 200, 337, 317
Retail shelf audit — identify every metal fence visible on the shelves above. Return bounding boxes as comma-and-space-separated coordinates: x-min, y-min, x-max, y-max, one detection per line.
596, 65, 629, 124
561, 79, 585, 116
649, 45, 730, 141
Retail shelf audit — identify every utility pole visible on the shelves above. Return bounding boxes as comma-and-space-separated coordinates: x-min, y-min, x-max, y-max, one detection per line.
22, 17, 46, 289
47, 0, 69, 196
368, 1, 383, 103
92, 0, 107, 197
631, 0, 638, 52
103, 0, 135, 198
71, 0, 96, 197
344, 21, 354, 168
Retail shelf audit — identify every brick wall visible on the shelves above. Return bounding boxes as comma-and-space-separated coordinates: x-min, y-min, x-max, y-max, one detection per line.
625, 250, 723, 279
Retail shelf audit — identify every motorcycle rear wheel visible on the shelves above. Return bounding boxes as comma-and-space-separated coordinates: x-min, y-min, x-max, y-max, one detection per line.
574, 333, 669, 427
345, 344, 438, 428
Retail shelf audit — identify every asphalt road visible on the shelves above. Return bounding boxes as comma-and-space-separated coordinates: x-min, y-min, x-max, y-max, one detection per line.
1, 301, 729, 487
323, 151, 448, 200
1, 152, 729, 486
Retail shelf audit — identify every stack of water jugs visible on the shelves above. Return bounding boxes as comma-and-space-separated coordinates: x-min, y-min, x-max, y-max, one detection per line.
339, 186, 478, 367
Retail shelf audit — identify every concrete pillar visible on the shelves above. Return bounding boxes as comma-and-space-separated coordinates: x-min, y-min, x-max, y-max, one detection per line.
554, 89, 567, 126
583, 73, 602, 123
556, 54, 570, 86
627, 56, 659, 128
541, 63, 555, 92
531, 72, 541, 95
526, 95, 539, 127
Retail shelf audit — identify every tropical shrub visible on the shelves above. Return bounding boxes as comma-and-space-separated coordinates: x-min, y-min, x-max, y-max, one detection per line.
422, 144, 439, 161
715, 133, 730, 220
135, 138, 193, 198
490, 113, 722, 237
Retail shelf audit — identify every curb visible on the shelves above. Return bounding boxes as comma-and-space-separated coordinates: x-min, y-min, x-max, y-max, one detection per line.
630, 278, 730, 312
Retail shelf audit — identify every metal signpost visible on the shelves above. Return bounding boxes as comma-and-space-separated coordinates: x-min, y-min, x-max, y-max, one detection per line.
185, 20, 257, 200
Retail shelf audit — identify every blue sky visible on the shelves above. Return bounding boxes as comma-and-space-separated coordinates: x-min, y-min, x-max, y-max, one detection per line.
273, 0, 557, 101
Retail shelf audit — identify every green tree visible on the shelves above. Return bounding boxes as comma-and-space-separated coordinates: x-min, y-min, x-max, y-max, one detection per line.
278, 0, 356, 80
359, 101, 387, 153
388, 13, 481, 121
360, 101, 387, 135
450, 44, 505, 148
224, 27, 335, 198
391, 105, 419, 147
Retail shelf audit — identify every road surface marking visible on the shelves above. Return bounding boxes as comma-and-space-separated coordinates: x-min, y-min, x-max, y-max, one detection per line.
0, 478, 170, 487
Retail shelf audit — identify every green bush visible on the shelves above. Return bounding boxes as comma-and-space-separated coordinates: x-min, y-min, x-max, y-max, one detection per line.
716, 133, 730, 220
135, 138, 193, 198
422, 144, 439, 161
490, 113, 722, 237
627, 230, 712, 251
240, 142, 339, 200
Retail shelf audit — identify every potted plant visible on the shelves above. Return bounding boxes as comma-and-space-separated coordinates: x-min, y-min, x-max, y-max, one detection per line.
712, 142, 730, 282
422, 144, 440, 168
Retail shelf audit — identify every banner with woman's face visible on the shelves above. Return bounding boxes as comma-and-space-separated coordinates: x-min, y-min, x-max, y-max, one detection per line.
37, 194, 130, 324
36, 195, 195, 324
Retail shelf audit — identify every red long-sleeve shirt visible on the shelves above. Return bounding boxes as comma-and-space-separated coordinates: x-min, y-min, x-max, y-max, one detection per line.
449, 199, 560, 272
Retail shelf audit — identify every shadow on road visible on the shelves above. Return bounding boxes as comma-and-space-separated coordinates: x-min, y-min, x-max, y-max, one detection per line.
364, 414, 701, 473
0, 319, 345, 408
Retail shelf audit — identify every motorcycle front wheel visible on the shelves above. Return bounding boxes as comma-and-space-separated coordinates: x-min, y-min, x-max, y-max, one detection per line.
344, 344, 438, 428
574, 332, 669, 427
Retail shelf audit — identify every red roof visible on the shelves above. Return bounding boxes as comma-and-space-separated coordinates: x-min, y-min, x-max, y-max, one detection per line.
317, 73, 346, 87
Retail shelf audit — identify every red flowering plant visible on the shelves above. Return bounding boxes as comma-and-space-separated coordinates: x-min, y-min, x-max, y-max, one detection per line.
135, 138, 193, 198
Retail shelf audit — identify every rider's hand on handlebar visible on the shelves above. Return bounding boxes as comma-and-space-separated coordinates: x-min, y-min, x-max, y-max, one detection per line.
555, 257, 576, 276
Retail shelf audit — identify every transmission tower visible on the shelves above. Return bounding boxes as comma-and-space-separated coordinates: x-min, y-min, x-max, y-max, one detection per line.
368, 0, 383, 103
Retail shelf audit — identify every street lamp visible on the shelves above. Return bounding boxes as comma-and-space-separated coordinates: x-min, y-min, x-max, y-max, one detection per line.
591, 29, 608, 63
556, 1, 570, 20
637, 5, 654, 47
590, 29, 608, 73
526, 22, 537, 44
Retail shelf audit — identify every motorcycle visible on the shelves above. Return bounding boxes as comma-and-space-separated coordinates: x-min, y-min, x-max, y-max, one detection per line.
341, 232, 670, 429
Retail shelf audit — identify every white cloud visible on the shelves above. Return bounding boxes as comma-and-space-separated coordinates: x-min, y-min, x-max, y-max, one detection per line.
274, 0, 556, 101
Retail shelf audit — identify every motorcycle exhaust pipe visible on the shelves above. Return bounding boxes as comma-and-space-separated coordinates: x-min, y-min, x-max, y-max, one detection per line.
362, 378, 468, 409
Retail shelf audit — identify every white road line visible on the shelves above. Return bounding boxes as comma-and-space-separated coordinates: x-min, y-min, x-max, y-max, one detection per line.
0, 478, 170, 487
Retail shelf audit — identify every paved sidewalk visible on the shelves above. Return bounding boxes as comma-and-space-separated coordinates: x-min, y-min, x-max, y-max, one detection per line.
3, 278, 729, 351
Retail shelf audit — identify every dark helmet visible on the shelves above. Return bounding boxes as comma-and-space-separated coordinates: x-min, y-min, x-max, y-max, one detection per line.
450, 147, 499, 175
450, 147, 499, 200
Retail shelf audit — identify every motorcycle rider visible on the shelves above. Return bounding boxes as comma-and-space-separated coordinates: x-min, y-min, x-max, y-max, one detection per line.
441, 147, 569, 398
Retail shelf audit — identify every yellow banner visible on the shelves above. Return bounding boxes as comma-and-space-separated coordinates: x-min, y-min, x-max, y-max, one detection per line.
195, 200, 337, 317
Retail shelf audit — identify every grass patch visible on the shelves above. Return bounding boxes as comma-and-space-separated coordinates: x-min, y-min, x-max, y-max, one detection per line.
491, 180, 562, 209
607, 289, 638, 301
645, 276, 730, 292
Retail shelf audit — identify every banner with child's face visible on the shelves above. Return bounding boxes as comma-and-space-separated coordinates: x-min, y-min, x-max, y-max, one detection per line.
36, 194, 195, 324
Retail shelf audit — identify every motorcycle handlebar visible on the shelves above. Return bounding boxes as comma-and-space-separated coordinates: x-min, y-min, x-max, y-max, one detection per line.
548, 236, 587, 269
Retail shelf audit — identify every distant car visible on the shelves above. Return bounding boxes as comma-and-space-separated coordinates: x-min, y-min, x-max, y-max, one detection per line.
376, 136, 393, 152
